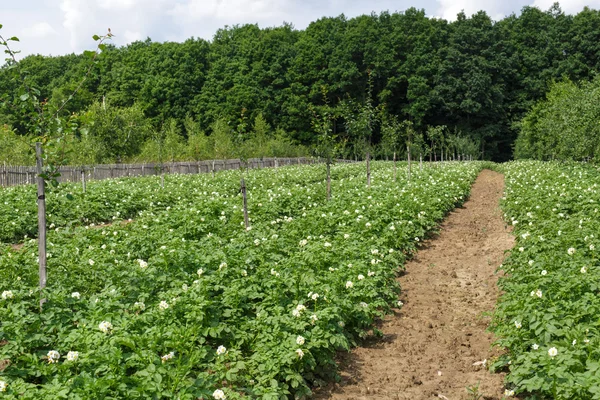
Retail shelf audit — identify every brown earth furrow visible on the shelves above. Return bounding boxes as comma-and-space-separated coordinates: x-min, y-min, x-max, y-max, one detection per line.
315, 169, 513, 400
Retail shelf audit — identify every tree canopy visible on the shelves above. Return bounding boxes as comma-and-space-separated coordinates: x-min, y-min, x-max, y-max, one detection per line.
2, 3, 599, 162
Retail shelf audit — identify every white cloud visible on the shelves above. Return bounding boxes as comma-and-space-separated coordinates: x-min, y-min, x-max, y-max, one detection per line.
22, 22, 58, 38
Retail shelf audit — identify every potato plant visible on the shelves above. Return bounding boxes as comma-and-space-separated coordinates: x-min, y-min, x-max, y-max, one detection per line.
493, 161, 600, 399
0, 161, 481, 398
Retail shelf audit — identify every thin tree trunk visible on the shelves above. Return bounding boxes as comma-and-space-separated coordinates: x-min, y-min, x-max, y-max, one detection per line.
36, 143, 47, 308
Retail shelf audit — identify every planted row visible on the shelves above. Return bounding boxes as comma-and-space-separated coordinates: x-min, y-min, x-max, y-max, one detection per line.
0, 161, 482, 398
493, 161, 600, 400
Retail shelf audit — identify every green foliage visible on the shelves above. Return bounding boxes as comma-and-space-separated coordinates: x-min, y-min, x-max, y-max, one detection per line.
0, 126, 34, 165
493, 161, 600, 399
0, 161, 483, 398
515, 77, 600, 161
83, 102, 151, 163
4, 4, 600, 161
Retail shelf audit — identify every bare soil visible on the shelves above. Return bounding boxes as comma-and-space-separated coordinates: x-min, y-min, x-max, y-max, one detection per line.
315, 169, 514, 400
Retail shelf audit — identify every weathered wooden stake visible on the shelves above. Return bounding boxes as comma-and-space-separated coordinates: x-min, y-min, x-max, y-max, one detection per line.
326, 162, 331, 201
366, 151, 371, 188
241, 177, 249, 229
36, 143, 47, 308
81, 168, 86, 193
407, 144, 412, 181
393, 151, 397, 182
420, 153, 423, 172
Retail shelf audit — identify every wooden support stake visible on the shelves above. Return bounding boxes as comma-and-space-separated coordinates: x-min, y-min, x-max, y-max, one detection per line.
35, 143, 47, 308
407, 144, 412, 181
241, 177, 249, 230
393, 151, 397, 182
420, 153, 423, 172
326, 162, 331, 201
366, 151, 371, 188
81, 169, 86, 193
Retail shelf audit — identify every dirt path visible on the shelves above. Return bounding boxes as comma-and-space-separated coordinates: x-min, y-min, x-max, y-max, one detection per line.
316, 170, 513, 400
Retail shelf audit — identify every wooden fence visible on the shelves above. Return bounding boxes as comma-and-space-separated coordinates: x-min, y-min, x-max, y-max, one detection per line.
0, 157, 353, 188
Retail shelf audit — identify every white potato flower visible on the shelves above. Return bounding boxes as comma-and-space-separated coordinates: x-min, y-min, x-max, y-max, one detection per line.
66, 351, 79, 362
99, 321, 113, 334
296, 336, 305, 345
47, 350, 60, 363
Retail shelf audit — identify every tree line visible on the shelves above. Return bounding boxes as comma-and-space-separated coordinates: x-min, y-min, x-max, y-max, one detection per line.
2, 3, 600, 164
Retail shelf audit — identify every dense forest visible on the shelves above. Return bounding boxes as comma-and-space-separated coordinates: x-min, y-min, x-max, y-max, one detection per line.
2, 3, 600, 164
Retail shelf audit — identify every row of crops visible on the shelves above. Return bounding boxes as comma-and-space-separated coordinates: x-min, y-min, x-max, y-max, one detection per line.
494, 161, 600, 399
0, 161, 482, 398
0, 164, 363, 244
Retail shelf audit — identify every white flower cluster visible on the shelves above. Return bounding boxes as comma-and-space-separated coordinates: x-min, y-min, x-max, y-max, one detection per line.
71, 292, 81, 299
66, 351, 79, 362
213, 389, 226, 399
134, 301, 145, 310
159, 301, 169, 310
292, 304, 306, 317
217, 345, 227, 355
0, 380, 7, 392
99, 321, 113, 334
47, 350, 60, 364
137, 259, 148, 269
1, 290, 13, 300
161, 351, 175, 363
296, 335, 305, 345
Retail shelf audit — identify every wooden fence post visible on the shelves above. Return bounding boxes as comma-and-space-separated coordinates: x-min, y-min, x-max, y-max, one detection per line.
81, 168, 86, 193
35, 143, 47, 308
241, 177, 249, 230
366, 151, 371, 188
393, 151, 397, 182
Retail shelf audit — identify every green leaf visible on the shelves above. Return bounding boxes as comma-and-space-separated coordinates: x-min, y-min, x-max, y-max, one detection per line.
20, 93, 29, 101
92, 34, 101, 41
9, 36, 19, 42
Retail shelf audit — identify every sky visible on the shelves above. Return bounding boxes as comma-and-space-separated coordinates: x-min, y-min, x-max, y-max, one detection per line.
1, 0, 598, 57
